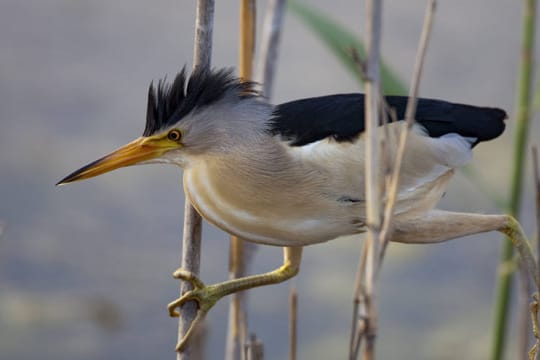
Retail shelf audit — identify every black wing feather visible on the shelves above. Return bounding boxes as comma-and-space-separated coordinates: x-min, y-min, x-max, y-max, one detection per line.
270, 94, 506, 147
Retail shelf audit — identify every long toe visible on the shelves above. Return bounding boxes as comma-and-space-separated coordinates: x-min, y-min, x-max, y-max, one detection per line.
172, 269, 206, 289
169, 284, 225, 351
168, 289, 203, 317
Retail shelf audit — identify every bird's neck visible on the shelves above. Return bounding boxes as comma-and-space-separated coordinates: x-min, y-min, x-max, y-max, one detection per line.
187, 135, 304, 194
183, 133, 322, 212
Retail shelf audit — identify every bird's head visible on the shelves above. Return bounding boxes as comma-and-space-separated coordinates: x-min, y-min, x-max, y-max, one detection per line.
57, 67, 263, 185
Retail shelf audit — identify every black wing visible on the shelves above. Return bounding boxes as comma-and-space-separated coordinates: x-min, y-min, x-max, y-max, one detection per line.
270, 94, 506, 147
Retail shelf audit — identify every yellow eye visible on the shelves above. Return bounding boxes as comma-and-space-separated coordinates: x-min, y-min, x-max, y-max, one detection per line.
167, 129, 182, 142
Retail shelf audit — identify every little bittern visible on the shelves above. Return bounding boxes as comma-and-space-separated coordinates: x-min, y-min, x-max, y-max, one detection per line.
59, 67, 528, 351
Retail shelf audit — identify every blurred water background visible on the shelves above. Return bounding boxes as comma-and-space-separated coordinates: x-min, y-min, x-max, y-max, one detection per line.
1, 1, 539, 359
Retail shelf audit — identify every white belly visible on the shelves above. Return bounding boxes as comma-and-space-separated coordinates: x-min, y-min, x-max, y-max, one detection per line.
183, 166, 358, 246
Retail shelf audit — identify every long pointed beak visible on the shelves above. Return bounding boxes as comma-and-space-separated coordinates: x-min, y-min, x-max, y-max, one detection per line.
57, 137, 172, 185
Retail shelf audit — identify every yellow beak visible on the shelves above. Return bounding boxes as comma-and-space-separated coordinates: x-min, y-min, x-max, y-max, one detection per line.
57, 136, 174, 185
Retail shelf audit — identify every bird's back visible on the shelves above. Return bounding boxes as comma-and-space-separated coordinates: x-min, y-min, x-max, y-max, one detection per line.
271, 94, 506, 147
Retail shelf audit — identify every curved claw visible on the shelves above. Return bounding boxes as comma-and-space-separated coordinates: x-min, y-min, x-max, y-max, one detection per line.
168, 269, 207, 317
167, 290, 199, 317
168, 268, 221, 351
172, 269, 206, 289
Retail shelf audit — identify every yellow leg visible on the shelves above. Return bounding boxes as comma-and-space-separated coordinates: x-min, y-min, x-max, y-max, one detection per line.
390, 210, 539, 287
169, 246, 303, 351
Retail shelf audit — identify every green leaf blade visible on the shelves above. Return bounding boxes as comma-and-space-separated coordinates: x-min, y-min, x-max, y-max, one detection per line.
288, 1, 407, 95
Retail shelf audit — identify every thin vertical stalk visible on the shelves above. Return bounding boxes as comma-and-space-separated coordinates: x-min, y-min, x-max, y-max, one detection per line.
518, 262, 532, 359
362, 0, 383, 358
491, 0, 537, 358
226, 236, 249, 360
534, 147, 540, 283
531, 147, 540, 360
239, 0, 256, 81
289, 287, 297, 360
259, 3, 290, 358
378, 0, 436, 260
178, 205, 204, 360
350, 2, 436, 358
245, 334, 264, 360
257, 0, 286, 98
226, 2, 256, 359
350, 239, 369, 359
191, 0, 215, 72
177, 1, 215, 359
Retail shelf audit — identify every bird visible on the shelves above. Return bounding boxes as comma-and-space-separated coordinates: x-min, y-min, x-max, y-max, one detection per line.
58, 66, 529, 351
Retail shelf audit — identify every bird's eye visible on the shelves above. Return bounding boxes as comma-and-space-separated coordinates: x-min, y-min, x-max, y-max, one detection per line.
167, 129, 182, 142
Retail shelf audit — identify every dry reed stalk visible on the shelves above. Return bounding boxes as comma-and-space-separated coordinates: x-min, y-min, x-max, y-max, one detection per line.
289, 287, 298, 360
361, 1, 383, 358
530, 147, 540, 360
378, 0, 436, 259
257, 0, 286, 98
177, 1, 214, 359
350, 2, 437, 358
226, 2, 256, 359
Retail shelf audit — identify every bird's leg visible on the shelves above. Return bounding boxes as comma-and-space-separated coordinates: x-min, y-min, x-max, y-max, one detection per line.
168, 246, 303, 351
389, 210, 539, 287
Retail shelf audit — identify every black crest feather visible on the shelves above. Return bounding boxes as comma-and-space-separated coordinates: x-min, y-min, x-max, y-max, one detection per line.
143, 67, 259, 136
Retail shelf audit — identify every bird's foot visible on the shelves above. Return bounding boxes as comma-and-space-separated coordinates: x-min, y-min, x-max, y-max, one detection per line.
168, 269, 224, 351
168, 247, 303, 351
168, 269, 223, 317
